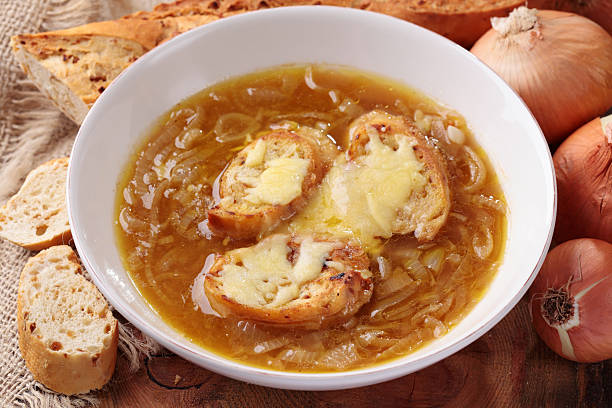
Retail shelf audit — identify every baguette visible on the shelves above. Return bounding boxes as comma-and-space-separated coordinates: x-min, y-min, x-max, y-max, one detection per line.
0, 157, 71, 251
208, 130, 324, 239
17, 246, 118, 395
11, 8, 221, 123
204, 233, 373, 329
347, 110, 451, 241
12, 0, 538, 124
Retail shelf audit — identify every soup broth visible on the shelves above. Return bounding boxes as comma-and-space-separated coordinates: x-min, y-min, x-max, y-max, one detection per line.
115, 65, 506, 372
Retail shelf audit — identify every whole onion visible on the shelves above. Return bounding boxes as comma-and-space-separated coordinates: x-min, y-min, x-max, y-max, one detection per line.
554, 114, 612, 243
540, 0, 612, 35
471, 7, 612, 144
529, 239, 612, 362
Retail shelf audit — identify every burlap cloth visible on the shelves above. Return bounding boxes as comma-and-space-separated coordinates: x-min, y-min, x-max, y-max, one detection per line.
0, 1, 164, 406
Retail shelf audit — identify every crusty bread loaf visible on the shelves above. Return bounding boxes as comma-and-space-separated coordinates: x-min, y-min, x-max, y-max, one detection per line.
0, 157, 71, 251
17, 246, 118, 395
347, 110, 450, 241
208, 130, 324, 239
205, 234, 373, 329
11, 0, 540, 124
11, 9, 220, 123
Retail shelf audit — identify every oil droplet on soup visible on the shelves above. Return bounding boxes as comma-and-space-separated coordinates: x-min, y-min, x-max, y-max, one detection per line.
115, 64, 506, 372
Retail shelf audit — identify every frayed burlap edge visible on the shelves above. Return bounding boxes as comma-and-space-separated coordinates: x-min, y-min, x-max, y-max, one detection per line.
0, 1, 161, 407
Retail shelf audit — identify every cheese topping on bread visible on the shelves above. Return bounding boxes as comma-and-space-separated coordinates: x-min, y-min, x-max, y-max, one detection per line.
207, 130, 324, 239
243, 142, 310, 206
204, 234, 373, 328
290, 127, 426, 251
219, 234, 338, 307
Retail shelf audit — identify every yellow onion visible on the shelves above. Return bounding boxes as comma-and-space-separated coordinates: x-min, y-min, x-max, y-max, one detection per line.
529, 239, 612, 362
554, 114, 612, 243
471, 7, 612, 144
541, 0, 612, 35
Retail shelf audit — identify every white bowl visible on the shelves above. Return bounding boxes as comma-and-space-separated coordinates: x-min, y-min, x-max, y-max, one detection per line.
68, 6, 555, 390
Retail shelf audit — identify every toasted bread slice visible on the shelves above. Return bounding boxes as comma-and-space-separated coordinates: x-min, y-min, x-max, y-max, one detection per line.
0, 157, 71, 250
17, 246, 118, 395
347, 110, 450, 241
204, 234, 373, 329
207, 130, 324, 239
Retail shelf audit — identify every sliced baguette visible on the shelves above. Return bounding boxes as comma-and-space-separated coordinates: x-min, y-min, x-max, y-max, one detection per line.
208, 130, 324, 239
11, 0, 541, 124
205, 233, 373, 329
0, 157, 71, 251
10, 12, 220, 123
347, 110, 451, 241
17, 245, 118, 395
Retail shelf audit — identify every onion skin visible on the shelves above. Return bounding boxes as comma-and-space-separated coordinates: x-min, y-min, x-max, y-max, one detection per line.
471, 9, 612, 144
539, 0, 612, 35
554, 116, 612, 243
529, 239, 612, 363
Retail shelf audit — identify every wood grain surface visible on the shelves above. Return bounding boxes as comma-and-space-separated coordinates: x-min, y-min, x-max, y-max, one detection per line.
99, 296, 611, 408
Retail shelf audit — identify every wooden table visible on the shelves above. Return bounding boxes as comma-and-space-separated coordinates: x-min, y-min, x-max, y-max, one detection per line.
100, 296, 611, 407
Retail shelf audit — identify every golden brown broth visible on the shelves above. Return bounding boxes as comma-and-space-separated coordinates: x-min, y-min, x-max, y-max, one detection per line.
115, 64, 507, 372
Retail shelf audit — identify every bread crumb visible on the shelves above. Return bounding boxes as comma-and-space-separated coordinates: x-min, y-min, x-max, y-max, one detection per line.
174, 374, 182, 385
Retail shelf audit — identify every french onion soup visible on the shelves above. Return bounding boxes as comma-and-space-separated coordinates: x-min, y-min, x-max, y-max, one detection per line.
115, 65, 506, 371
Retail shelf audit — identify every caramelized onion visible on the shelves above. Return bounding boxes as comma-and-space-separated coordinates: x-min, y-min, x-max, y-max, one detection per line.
431, 119, 447, 142
375, 269, 414, 299
213, 113, 259, 143
368, 286, 417, 321
320, 343, 359, 369
376, 256, 390, 279
422, 247, 445, 273
470, 194, 506, 213
304, 65, 324, 91
144, 263, 173, 305
275, 111, 335, 122
253, 337, 290, 354
472, 226, 494, 260
425, 316, 448, 338
356, 330, 396, 349
529, 239, 612, 362
382, 299, 419, 321
404, 258, 431, 283
118, 207, 148, 234
278, 348, 320, 364
378, 332, 423, 359
460, 146, 487, 192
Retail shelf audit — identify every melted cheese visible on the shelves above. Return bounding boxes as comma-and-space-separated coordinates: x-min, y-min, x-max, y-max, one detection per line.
245, 138, 266, 167
218, 234, 336, 308
289, 130, 426, 252
242, 139, 310, 206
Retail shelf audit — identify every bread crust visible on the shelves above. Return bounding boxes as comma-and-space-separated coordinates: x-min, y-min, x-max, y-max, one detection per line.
0, 157, 72, 251
205, 235, 373, 329
17, 246, 118, 395
208, 130, 324, 239
347, 110, 451, 241
355, 0, 539, 47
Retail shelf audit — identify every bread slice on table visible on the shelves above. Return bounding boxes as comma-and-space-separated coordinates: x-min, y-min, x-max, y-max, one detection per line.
0, 157, 71, 251
207, 130, 324, 239
347, 110, 451, 241
17, 245, 118, 395
204, 233, 373, 329
11, 0, 543, 124
10, 10, 221, 123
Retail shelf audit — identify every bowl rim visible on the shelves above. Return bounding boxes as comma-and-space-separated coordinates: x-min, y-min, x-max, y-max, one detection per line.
67, 5, 556, 390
